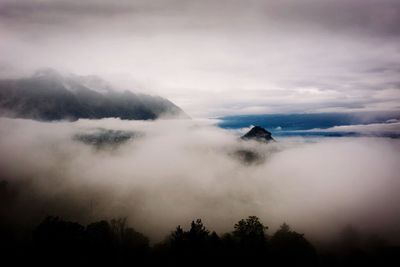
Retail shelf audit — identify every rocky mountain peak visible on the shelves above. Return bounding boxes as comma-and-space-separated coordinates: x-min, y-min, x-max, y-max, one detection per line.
241, 126, 274, 142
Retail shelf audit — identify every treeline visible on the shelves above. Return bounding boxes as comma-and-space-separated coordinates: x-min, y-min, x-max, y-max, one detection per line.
1, 215, 399, 266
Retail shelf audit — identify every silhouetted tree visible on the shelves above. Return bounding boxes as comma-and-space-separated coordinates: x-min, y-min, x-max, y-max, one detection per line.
157, 219, 218, 266
154, 225, 186, 266
170, 225, 184, 246
270, 223, 317, 266
188, 219, 210, 244
7, 213, 400, 267
230, 216, 269, 265
31, 216, 151, 266
85, 220, 114, 264
340, 224, 362, 251
33, 216, 86, 265
233, 216, 268, 246
109, 217, 149, 265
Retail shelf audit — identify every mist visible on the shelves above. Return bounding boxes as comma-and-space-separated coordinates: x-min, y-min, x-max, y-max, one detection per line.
1, 0, 400, 117
1, 117, 399, 243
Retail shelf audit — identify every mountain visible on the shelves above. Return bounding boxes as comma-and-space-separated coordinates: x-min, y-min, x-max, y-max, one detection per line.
0, 69, 188, 121
241, 126, 274, 142
74, 128, 138, 148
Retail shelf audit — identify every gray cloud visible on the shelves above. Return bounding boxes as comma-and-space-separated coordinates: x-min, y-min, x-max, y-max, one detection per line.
2, 0, 399, 35
1, 0, 400, 116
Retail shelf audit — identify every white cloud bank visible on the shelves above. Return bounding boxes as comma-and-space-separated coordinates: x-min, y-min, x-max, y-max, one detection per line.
0, 118, 400, 243
334, 122, 400, 133
305, 121, 400, 135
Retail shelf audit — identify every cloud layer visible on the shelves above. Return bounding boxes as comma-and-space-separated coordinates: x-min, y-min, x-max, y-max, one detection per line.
1, 118, 399, 243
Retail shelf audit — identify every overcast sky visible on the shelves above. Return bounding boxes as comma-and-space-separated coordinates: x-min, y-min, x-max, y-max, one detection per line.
1, 0, 400, 117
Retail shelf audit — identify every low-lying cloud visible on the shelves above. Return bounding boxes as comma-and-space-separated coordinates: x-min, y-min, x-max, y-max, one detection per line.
313, 121, 400, 134
1, 118, 400, 244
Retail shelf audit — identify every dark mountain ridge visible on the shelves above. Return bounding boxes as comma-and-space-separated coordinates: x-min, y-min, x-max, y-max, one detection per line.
241, 126, 274, 142
0, 69, 188, 121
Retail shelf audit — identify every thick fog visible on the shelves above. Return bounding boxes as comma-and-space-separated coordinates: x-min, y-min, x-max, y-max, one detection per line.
1, 118, 399, 243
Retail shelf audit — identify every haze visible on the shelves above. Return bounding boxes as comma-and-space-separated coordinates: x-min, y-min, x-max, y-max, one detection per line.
1, 0, 400, 117
1, 118, 400, 243
1, 0, 400, 256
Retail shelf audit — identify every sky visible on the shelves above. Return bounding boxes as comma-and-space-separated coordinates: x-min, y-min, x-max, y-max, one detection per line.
1, 0, 400, 117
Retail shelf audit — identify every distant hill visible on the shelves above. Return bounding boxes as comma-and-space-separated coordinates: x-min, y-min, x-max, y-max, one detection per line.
241, 126, 274, 143
0, 69, 189, 121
